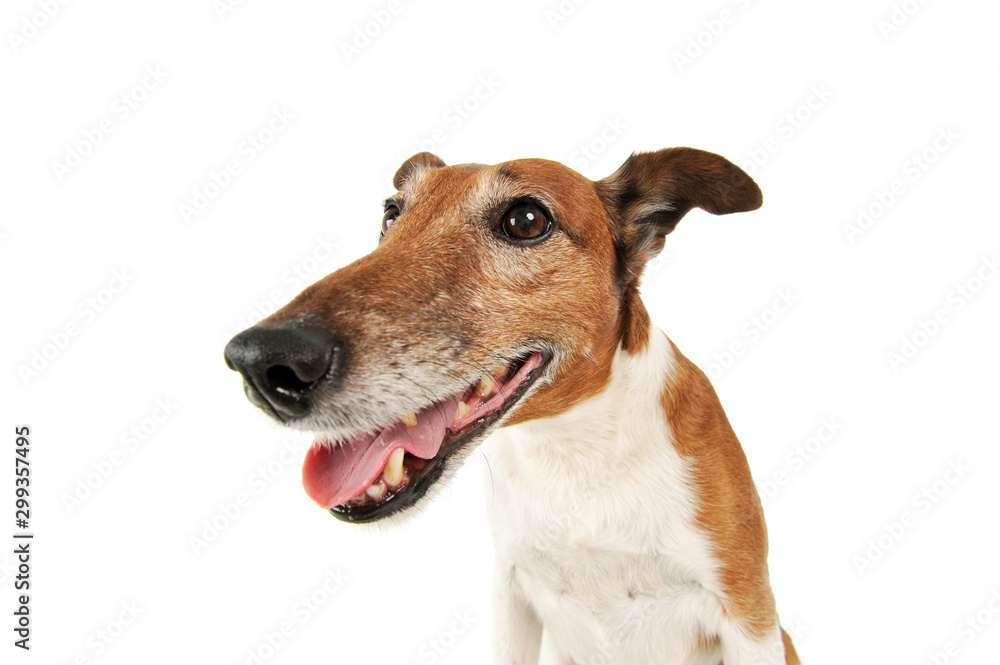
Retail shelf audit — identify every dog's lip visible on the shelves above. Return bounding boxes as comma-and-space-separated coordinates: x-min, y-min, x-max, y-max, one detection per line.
301, 351, 550, 522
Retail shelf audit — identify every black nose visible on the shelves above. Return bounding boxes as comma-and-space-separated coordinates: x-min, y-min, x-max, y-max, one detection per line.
224, 324, 339, 420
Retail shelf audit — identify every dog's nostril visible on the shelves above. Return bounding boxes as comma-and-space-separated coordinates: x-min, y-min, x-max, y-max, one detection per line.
224, 323, 340, 418
266, 364, 315, 395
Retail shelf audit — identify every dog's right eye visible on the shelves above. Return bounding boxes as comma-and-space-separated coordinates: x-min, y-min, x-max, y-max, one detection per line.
381, 205, 400, 235
500, 201, 552, 243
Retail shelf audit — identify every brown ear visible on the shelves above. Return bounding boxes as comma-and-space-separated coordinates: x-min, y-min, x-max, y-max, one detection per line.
393, 152, 446, 190
596, 147, 762, 284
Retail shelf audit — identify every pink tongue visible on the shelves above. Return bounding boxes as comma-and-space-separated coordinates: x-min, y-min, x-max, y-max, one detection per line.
302, 396, 459, 509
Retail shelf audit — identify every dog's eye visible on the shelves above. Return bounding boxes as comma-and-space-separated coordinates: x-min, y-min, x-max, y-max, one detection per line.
381, 205, 400, 234
501, 202, 551, 242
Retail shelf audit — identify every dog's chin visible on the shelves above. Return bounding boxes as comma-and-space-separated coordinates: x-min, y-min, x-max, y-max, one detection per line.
302, 350, 553, 525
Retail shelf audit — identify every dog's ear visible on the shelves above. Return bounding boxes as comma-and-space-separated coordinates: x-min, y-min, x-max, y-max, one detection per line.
393, 152, 446, 190
597, 147, 762, 284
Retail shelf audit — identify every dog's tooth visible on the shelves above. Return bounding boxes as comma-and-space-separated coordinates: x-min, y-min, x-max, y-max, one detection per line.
401, 412, 418, 427
455, 400, 471, 421
384, 448, 405, 487
476, 374, 495, 397
366, 481, 386, 499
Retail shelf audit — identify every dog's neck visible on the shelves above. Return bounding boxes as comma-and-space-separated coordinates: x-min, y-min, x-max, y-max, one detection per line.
490, 325, 675, 484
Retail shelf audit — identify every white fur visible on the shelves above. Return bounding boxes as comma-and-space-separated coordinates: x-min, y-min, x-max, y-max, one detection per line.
484, 328, 786, 665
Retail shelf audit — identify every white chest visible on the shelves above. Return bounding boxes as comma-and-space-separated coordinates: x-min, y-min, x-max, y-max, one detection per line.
483, 332, 725, 664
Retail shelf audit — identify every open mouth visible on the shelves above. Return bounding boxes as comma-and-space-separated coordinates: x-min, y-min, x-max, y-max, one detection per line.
301, 351, 549, 523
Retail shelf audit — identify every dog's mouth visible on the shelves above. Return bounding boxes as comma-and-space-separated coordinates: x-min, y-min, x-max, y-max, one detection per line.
301, 351, 549, 523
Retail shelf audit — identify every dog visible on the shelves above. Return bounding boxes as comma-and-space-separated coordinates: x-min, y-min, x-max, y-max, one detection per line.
224, 147, 801, 664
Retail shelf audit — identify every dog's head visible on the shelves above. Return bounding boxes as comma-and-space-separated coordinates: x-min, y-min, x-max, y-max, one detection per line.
224, 148, 760, 523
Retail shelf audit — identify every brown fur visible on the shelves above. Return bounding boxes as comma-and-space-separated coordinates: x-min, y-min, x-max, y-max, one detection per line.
393, 151, 446, 190
265, 149, 794, 659
661, 340, 779, 640
267, 157, 627, 428
781, 628, 801, 665
596, 147, 762, 288
272, 150, 762, 428
616, 280, 651, 355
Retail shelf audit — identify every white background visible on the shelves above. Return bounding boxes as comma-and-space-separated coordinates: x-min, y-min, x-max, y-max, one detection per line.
3, 0, 999, 663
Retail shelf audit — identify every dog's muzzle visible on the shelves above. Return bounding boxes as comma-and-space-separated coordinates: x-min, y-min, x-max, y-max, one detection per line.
223, 324, 339, 421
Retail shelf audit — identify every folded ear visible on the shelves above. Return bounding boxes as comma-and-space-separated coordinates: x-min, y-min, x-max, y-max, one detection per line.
596, 147, 762, 285
393, 152, 446, 190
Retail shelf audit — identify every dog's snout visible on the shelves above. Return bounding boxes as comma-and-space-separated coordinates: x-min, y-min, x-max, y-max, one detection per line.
224, 324, 339, 420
